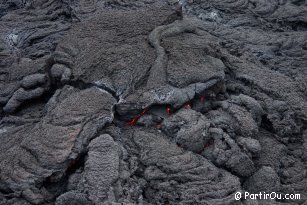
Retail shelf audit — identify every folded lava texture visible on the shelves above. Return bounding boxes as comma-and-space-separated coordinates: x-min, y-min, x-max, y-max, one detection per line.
0, 0, 306, 204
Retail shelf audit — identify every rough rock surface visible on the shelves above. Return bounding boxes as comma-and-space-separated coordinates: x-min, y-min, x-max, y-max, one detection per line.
0, 0, 306, 204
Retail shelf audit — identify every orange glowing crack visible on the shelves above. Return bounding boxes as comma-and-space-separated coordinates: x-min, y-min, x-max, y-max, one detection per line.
166, 106, 172, 115
126, 108, 148, 126
127, 116, 140, 126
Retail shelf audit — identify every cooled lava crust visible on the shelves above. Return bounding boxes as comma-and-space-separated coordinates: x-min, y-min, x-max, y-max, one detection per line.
0, 0, 306, 204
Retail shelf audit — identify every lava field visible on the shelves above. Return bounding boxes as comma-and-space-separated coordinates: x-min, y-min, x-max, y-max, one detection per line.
0, 0, 306, 204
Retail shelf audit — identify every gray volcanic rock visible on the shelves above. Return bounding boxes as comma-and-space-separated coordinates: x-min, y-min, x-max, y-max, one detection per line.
50, 64, 72, 83
165, 35, 226, 88
237, 136, 261, 157
0, 86, 115, 204
243, 166, 281, 193
0, 57, 50, 113
131, 129, 241, 205
55, 191, 93, 205
161, 108, 211, 153
207, 99, 259, 138
3, 87, 46, 113
54, 3, 178, 97
78, 134, 120, 204
255, 130, 287, 166
0, 0, 307, 204
21, 74, 46, 89
230, 94, 264, 126
202, 128, 255, 177
56, 134, 120, 204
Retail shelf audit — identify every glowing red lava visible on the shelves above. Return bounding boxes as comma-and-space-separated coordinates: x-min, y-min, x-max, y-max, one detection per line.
200, 96, 205, 102
184, 102, 192, 109
140, 108, 148, 115
127, 117, 140, 126
166, 106, 172, 115
126, 108, 148, 126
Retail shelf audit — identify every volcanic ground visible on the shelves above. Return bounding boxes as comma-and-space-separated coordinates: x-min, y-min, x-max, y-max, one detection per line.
0, 0, 307, 204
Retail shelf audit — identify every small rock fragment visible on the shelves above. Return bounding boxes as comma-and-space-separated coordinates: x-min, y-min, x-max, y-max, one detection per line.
237, 136, 261, 156
50, 64, 72, 83
21, 73, 46, 89
3, 87, 45, 113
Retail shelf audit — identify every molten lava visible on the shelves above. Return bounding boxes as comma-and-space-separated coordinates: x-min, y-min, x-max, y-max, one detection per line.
127, 116, 140, 126
140, 108, 148, 115
166, 105, 172, 115
184, 102, 192, 109
126, 108, 148, 126
200, 96, 205, 102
